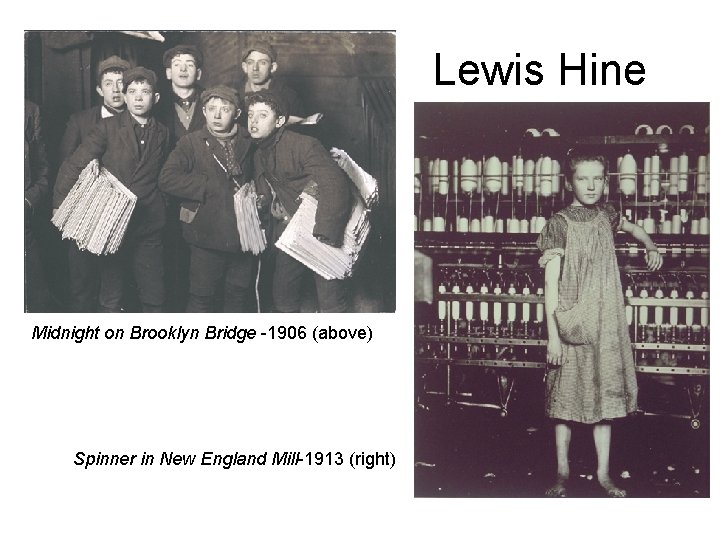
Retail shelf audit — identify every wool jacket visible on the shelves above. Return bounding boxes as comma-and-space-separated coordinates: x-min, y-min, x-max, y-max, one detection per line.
159, 126, 254, 252
54, 110, 170, 237
253, 127, 351, 247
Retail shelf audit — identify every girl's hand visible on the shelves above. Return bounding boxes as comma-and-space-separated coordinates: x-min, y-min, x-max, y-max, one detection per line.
645, 249, 663, 271
546, 336, 565, 366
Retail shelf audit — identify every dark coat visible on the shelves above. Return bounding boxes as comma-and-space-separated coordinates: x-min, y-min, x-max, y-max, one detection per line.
159, 126, 254, 252
54, 110, 170, 237
59, 105, 106, 162
24, 100, 49, 210
253, 128, 351, 247
155, 86, 206, 148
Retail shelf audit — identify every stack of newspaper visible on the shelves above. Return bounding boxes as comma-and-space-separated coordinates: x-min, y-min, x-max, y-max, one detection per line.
275, 148, 378, 280
51, 159, 137, 255
233, 182, 267, 255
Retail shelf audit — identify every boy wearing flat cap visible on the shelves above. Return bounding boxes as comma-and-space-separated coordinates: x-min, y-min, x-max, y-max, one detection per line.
159, 85, 257, 312
156, 44, 206, 147
58, 54, 131, 312
54, 67, 170, 313
240, 40, 305, 125
246, 90, 352, 313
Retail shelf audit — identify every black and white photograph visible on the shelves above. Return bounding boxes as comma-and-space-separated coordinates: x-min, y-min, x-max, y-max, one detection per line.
414, 102, 709, 497
24, 30, 395, 313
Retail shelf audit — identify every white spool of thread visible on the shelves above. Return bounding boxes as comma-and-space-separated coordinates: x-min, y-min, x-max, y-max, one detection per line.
482, 215, 494, 233
465, 285, 474, 321
423, 218, 432, 232
438, 284, 447, 320
457, 217, 469, 232
697, 155, 708, 194
523, 159, 535, 194
643, 218, 656, 234
438, 180, 449, 195
650, 155, 660, 196
493, 284, 502, 326
479, 284, 489, 322
536, 288, 544, 323
551, 160, 561, 194
669, 157, 679, 195
690, 219, 700, 234
433, 216, 446, 232
535, 157, 544, 193
540, 156, 552, 197
501, 161, 509, 195
520, 219, 530, 233
700, 291, 709, 327
685, 290, 695, 326
535, 216, 547, 233
530, 216, 537, 233
678, 153, 689, 193
619, 153, 637, 196
699, 217, 709, 235
470, 219, 481, 233
460, 159, 478, 193
484, 156, 502, 193
671, 214, 682, 234
522, 286, 531, 322
495, 219, 504, 233
642, 157, 651, 197
430, 159, 439, 192
507, 284, 517, 323
508, 218, 520, 233
625, 286, 633, 325
451, 285, 461, 321
452, 160, 459, 194
662, 220, 672, 234
514, 156, 524, 191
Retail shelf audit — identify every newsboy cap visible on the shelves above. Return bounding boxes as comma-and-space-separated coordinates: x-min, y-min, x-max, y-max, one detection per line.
122, 67, 158, 90
163, 44, 204, 68
242, 40, 277, 63
201, 85, 241, 109
96, 55, 130, 80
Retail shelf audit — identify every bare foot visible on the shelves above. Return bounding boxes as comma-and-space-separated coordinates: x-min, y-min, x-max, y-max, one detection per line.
545, 475, 569, 497
597, 474, 626, 497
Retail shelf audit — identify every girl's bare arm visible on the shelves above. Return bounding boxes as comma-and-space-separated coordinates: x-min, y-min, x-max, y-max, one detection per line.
619, 220, 663, 271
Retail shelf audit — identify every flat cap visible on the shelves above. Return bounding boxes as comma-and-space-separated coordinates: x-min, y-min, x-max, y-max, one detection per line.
242, 40, 277, 63
122, 67, 158, 90
163, 44, 204, 68
96, 55, 130, 80
201, 85, 241, 109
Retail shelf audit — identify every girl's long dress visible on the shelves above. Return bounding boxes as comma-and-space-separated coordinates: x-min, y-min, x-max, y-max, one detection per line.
538, 205, 638, 423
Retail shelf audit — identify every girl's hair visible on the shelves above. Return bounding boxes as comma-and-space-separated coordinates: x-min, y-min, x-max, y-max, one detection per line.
566, 149, 607, 177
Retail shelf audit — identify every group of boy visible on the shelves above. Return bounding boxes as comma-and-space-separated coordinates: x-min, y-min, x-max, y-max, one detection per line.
49, 41, 351, 313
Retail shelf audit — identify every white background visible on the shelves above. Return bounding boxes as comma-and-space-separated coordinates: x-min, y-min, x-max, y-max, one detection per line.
3, 2, 718, 538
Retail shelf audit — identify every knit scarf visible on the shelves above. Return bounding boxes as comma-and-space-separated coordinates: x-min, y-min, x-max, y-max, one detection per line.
207, 124, 241, 177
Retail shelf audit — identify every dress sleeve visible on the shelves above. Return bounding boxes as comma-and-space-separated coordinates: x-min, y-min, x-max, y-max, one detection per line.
600, 202, 623, 232
537, 213, 567, 267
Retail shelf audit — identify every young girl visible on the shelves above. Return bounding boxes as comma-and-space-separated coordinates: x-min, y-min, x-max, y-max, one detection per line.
537, 152, 663, 497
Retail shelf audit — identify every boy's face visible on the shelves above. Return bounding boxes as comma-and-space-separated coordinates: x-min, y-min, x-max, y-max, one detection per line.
166, 54, 201, 89
203, 97, 238, 133
96, 71, 125, 109
242, 51, 276, 86
247, 102, 286, 139
569, 161, 606, 206
124, 80, 159, 118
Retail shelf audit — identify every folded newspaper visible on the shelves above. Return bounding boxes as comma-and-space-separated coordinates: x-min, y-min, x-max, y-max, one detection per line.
51, 159, 137, 255
275, 148, 379, 280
